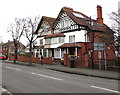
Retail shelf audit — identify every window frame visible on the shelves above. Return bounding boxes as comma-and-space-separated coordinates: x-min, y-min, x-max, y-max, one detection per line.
69, 35, 75, 43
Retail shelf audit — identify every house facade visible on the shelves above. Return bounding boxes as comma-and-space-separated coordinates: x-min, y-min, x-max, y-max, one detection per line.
2, 40, 25, 56
35, 5, 116, 68
34, 16, 56, 57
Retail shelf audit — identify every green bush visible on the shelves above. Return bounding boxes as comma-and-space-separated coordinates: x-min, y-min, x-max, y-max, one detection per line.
11, 53, 15, 56
10, 53, 31, 57
18, 53, 30, 57
4, 54, 8, 60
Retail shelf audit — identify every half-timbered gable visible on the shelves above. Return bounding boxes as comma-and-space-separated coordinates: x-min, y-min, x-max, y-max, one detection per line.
35, 16, 56, 37
53, 8, 80, 33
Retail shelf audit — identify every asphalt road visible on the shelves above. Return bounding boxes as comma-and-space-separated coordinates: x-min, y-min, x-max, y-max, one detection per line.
2, 62, 119, 94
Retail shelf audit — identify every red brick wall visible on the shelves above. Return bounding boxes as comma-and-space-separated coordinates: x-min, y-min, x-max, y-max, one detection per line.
63, 53, 88, 68
9, 55, 52, 64
63, 41, 116, 68
63, 53, 69, 66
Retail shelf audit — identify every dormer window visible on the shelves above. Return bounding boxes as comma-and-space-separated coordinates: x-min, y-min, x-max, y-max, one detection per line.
72, 12, 84, 18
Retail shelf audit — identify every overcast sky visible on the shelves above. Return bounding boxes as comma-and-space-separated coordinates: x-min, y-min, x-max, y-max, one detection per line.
0, 0, 119, 45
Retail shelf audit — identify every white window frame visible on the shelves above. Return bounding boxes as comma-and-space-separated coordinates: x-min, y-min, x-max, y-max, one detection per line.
51, 37, 58, 44
54, 48, 60, 58
58, 37, 64, 43
45, 38, 50, 45
69, 35, 75, 43
40, 39, 43, 45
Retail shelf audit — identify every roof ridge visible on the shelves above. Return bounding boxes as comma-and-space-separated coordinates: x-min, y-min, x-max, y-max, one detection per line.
42, 16, 56, 19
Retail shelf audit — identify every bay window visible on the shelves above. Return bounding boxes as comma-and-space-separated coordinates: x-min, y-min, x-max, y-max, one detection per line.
45, 38, 50, 44
58, 37, 64, 43
51, 37, 58, 44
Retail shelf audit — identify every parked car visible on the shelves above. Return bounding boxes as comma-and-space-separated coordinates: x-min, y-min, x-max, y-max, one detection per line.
0, 55, 6, 60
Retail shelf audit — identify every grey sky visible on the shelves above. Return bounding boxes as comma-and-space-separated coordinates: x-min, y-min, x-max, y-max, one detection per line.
0, 0, 119, 45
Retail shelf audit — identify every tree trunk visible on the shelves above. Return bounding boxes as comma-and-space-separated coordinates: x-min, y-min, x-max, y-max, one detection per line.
29, 43, 32, 66
14, 44, 18, 64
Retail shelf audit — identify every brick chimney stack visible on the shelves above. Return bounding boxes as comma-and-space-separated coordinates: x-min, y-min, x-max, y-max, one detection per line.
97, 5, 103, 24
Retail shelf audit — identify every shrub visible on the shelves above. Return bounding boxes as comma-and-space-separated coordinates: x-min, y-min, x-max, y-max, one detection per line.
10, 53, 15, 56
4, 54, 8, 60
18, 53, 30, 57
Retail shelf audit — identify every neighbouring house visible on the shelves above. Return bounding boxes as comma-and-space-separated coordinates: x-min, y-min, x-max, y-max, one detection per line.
0, 42, 3, 54
34, 16, 56, 57
2, 40, 25, 57
35, 5, 116, 68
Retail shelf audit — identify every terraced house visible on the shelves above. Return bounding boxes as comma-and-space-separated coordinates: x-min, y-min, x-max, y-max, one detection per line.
35, 5, 116, 69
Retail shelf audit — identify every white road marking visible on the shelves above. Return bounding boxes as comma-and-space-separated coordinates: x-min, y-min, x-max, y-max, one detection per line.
15, 68, 21, 71
91, 85, 120, 94
5, 66, 63, 81
6, 66, 21, 71
31, 72, 63, 81
6, 66, 14, 69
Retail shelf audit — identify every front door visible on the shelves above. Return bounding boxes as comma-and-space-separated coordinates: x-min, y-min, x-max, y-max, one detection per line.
69, 48, 75, 55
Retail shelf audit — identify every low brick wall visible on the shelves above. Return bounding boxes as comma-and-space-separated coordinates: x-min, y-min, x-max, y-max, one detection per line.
63, 54, 87, 68
42, 57, 52, 64
9, 55, 52, 64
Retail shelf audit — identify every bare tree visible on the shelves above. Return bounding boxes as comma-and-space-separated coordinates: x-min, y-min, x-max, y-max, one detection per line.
7, 18, 26, 63
24, 16, 40, 65
109, 9, 120, 56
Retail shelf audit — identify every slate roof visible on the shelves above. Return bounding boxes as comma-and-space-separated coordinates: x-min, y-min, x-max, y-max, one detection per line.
35, 16, 56, 34
2, 41, 25, 47
53, 7, 114, 33
58, 42, 81, 48
44, 33, 65, 39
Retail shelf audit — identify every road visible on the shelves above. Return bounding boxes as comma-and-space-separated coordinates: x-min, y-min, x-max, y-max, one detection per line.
2, 62, 119, 94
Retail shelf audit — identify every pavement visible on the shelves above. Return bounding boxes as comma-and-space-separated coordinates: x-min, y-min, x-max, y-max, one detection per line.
2, 60, 120, 80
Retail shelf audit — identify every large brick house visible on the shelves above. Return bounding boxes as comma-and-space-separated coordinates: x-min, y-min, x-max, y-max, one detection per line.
35, 5, 116, 68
